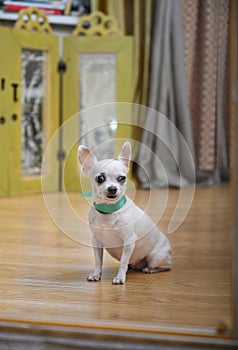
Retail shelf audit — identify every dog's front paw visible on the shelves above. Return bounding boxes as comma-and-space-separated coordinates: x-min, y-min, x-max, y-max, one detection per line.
112, 276, 126, 285
87, 272, 101, 282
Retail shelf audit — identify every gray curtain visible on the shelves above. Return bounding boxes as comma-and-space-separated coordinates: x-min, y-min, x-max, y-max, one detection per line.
136, 0, 195, 188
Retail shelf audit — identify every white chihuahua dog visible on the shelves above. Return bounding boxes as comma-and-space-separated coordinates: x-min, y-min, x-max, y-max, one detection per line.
78, 141, 172, 284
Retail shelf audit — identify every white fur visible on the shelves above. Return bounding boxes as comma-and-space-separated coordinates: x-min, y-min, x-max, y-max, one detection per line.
78, 142, 172, 284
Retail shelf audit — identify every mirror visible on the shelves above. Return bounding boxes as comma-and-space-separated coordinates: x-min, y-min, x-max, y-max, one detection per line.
21, 49, 46, 176
79, 53, 117, 159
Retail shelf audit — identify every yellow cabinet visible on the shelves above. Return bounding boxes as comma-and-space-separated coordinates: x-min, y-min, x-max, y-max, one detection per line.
0, 26, 59, 196
0, 11, 133, 196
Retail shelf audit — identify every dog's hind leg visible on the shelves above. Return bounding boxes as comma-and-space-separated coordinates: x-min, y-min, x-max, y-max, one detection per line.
142, 266, 171, 273
128, 258, 147, 271
142, 251, 172, 274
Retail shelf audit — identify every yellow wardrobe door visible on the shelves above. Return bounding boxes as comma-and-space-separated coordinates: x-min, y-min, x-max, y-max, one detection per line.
0, 27, 9, 196
0, 26, 20, 196
62, 36, 133, 193
9, 29, 59, 195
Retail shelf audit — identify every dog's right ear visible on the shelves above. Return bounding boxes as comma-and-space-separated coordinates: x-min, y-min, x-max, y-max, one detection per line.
78, 145, 97, 176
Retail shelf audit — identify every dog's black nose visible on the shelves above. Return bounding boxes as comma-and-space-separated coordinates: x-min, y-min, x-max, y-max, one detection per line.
108, 186, 117, 195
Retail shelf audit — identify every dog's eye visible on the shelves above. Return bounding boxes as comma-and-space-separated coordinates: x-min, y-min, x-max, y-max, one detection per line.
117, 176, 126, 183
96, 174, 105, 184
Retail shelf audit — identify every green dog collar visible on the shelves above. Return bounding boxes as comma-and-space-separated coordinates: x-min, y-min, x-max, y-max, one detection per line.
93, 196, 127, 214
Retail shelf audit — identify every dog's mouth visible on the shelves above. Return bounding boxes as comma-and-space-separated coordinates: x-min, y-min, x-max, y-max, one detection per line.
106, 194, 119, 200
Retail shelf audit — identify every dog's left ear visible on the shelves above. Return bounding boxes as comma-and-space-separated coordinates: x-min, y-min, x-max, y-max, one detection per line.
118, 141, 131, 170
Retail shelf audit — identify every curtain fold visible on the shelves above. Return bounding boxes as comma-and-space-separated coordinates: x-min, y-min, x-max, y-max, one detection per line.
136, 0, 196, 188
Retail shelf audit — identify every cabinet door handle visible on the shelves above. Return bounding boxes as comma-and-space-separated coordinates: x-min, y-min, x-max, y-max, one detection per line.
0, 116, 6, 124
1, 78, 5, 90
11, 113, 18, 121
11, 83, 18, 102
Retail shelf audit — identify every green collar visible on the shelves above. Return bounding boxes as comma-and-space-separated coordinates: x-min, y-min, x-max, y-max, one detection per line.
93, 196, 127, 214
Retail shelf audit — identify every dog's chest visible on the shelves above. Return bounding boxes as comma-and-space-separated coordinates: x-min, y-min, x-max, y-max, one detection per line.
97, 214, 117, 227
89, 209, 129, 247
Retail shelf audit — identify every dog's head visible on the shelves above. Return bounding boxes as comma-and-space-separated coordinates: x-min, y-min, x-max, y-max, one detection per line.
78, 142, 131, 203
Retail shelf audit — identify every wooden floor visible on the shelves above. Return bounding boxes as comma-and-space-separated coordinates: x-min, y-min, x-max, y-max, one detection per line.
0, 185, 234, 338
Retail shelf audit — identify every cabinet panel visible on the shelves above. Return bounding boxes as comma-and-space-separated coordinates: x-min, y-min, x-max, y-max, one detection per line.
0, 26, 59, 196
0, 26, 19, 196
62, 36, 133, 192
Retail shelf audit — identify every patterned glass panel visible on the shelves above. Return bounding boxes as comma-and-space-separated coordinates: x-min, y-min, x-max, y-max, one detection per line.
21, 49, 45, 176
79, 53, 117, 159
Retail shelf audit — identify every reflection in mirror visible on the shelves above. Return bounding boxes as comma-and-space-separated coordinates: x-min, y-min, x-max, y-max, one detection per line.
79, 53, 117, 159
21, 49, 45, 176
